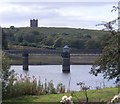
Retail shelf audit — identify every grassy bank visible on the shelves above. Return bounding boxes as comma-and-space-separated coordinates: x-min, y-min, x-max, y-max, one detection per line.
3, 87, 118, 103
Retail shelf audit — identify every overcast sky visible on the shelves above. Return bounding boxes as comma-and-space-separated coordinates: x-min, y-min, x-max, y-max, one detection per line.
0, 0, 119, 30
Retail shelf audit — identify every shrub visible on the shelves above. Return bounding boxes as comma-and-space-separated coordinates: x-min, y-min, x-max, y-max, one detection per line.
1, 53, 17, 99
3, 72, 66, 98
57, 82, 65, 93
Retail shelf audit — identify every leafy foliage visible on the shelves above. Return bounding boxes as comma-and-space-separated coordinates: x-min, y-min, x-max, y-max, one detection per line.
1, 56, 66, 99
2, 73, 66, 99
90, 12, 120, 83
1, 53, 16, 99
2, 30, 8, 50
2, 27, 110, 50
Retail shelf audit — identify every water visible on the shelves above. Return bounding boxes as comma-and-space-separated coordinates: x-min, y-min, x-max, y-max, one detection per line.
10, 65, 115, 91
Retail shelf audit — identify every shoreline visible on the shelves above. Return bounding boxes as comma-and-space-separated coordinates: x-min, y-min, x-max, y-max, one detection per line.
9, 54, 99, 65
10, 63, 93, 65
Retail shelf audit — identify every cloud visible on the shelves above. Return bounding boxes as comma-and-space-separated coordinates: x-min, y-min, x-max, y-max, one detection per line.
1, 0, 119, 3
0, 1, 118, 29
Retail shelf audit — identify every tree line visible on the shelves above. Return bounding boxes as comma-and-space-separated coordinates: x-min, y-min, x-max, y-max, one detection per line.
2, 27, 111, 50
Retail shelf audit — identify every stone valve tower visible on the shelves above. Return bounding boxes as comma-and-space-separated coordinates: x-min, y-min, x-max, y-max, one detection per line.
61, 45, 70, 73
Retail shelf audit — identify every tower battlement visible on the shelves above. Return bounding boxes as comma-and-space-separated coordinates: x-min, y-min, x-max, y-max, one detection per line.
30, 19, 38, 27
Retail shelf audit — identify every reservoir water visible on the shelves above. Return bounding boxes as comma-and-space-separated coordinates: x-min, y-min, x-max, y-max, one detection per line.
10, 65, 115, 91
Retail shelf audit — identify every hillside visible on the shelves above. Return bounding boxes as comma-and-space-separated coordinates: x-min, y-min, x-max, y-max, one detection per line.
2, 27, 111, 50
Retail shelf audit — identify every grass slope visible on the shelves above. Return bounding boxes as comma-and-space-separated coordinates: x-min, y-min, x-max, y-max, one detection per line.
3, 87, 118, 103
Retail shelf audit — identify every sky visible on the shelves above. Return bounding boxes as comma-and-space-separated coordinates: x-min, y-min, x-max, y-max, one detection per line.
0, 0, 119, 30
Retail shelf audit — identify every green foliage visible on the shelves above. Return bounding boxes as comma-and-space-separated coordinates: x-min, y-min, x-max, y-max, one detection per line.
57, 82, 65, 93
3, 87, 118, 102
48, 80, 56, 94
2, 30, 8, 50
90, 15, 120, 83
90, 32, 120, 82
85, 39, 102, 49
77, 82, 90, 103
1, 53, 17, 99
70, 39, 85, 49
2, 27, 109, 50
53, 37, 63, 48
2, 70, 66, 99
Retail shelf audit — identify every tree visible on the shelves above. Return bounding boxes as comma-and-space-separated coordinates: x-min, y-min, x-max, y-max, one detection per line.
85, 39, 101, 49
53, 37, 63, 48
70, 39, 85, 49
2, 29, 8, 50
90, 6, 120, 83
1, 53, 16, 99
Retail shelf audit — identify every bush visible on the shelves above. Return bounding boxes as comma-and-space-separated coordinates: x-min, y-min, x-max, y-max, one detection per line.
1, 53, 17, 99
1, 53, 66, 99
57, 82, 65, 93
2, 71, 66, 99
